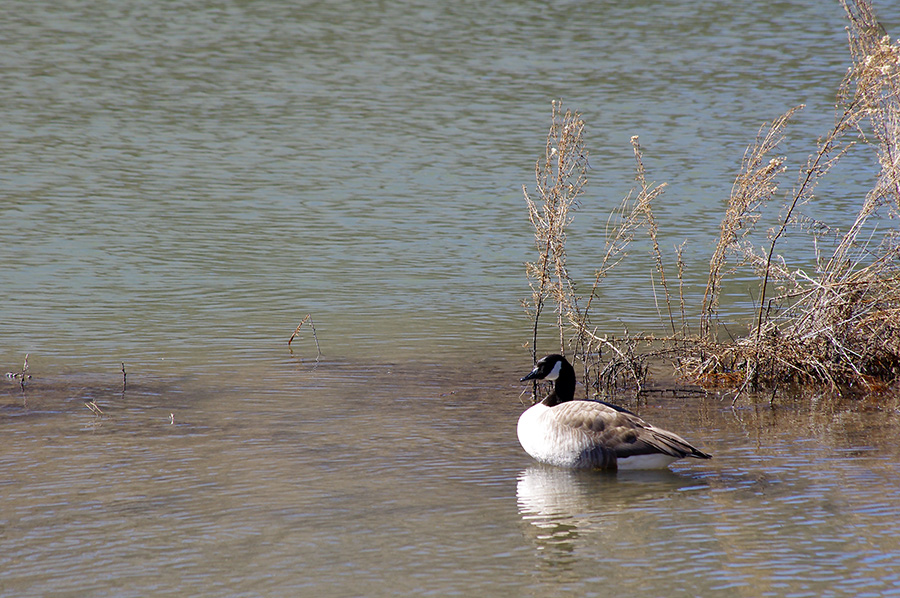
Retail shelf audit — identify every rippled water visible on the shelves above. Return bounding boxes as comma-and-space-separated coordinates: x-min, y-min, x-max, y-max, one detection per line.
4, 364, 900, 596
4, 0, 900, 595
3, 0, 898, 368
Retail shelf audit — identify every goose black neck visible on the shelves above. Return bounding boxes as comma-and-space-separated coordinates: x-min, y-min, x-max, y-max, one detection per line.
542, 359, 576, 406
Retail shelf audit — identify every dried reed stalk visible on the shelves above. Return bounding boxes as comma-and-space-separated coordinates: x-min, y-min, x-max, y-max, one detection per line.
523, 100, 587, 362
700, 107, 796, 338
630, 137, 674, 336
568, 137, 669, 396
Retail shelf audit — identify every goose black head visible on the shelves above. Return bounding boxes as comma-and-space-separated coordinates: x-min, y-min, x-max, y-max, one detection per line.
521, 354, 576, 405
520, 354, 568, 382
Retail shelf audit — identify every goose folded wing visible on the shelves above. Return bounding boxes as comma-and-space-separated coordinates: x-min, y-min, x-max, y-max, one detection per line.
551, 400, 704, 460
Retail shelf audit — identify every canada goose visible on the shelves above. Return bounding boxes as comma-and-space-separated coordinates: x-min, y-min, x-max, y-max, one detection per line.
518, 354, 711, 470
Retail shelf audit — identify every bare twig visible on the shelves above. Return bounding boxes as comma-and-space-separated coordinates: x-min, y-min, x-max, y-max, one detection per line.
288, 314, 322, 362
5, 354, 32, 391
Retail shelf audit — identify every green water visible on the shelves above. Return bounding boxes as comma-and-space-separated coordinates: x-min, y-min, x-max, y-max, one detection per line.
4, 0, 893, 370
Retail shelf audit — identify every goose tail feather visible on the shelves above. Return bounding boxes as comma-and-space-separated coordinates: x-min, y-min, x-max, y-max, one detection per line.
646, 426, 711, 460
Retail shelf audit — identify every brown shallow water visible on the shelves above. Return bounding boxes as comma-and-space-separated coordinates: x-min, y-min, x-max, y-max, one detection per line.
3, 357, 900, 597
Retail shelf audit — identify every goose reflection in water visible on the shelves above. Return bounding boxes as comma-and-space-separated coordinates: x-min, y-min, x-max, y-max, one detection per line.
516, 465, 706, 565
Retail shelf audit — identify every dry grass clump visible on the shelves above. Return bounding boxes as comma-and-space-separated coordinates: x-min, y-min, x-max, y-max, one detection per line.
686, 0, 900, 395
524, 0, 900, 399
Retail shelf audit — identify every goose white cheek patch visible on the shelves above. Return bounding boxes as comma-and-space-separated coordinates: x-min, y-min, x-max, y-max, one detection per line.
546, 360, 562, 380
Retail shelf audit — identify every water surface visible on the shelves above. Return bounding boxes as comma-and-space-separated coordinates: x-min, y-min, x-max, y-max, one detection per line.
4, 364, 900, 596
3, 0, 899, 368
3, 1, 900, 595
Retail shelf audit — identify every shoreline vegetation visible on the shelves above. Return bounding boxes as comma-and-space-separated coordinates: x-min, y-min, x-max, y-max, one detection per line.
524, 0, 900, 402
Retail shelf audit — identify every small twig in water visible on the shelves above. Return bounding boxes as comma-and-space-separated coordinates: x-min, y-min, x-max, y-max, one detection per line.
15, 354, 31, 390
4, 354, 32, 405
288, 314, 322, 362
287, 315, 309, 346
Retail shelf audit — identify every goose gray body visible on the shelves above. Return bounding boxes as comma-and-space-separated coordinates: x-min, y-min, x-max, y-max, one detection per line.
518, 354, 711, 470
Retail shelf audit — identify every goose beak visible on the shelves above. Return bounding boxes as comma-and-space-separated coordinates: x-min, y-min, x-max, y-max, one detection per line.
521, 368, 541, 382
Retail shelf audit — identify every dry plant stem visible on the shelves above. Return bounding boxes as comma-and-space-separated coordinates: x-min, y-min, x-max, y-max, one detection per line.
570, 137, 668, 394
288, 314, 322, 361
755, 102, 860, 346
630, 137, 675, 336
590, 331, 646, 395
19, 353, 29, 391
701, 107, 797, 338
676, 241, 689, 336
842, 0, 900, 210
288, 314, 310, 346
578, 141, 661, 338
524, 100, 588, 362
579, 195, 641, 331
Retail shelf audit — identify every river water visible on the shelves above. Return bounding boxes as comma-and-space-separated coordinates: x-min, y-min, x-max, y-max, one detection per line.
3, 1, 900, 596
